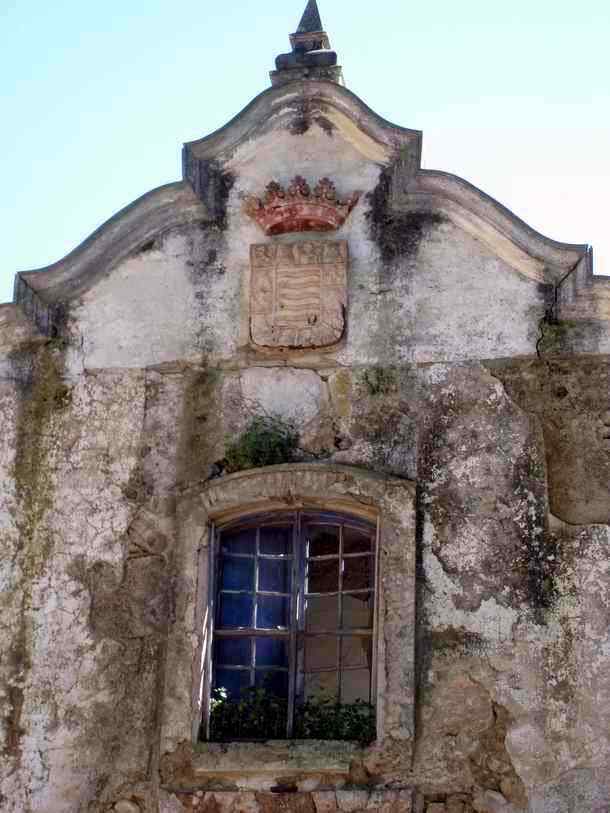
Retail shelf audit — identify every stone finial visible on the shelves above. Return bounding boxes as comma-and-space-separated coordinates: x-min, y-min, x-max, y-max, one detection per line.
297, 0, 324, 33
270, 1, 344, 87
243, 176, 360, 235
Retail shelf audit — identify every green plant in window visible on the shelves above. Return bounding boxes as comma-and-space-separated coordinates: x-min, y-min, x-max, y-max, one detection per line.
207, 688, 375, 743
223, 415, 300, 473
294, 694, 376, 743
209, 686, 288, 741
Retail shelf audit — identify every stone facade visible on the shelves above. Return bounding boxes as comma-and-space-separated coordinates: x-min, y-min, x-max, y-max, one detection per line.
1, 4, 610, 812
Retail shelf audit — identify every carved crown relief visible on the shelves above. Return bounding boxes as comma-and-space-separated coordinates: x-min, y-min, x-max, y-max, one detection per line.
250, 240, 348, 349
244, 176, 360, 235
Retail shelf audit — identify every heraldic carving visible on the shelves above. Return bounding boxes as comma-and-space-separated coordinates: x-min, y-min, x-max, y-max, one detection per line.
250, 240, 348, 349
244, 177, 360, 235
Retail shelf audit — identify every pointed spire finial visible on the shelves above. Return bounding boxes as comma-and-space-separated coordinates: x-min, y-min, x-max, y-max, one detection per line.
297, 0, 323, 34
270, 1, 344, 88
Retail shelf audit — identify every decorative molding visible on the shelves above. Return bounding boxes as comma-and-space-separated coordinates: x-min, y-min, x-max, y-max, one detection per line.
244, 177, 360, 235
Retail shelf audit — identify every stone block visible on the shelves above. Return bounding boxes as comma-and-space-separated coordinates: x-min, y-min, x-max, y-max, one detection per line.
312, 791, 338, 813
364, 790, 412, 813
203, 793, 240, 813
160, 795, 188, 813
115, 802, 141, 813
336, 790, 370, 812
472, 791, 512, 813
427, 805, 446, 813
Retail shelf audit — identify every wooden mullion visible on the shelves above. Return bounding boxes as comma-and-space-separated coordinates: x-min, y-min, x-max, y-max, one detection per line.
287, 515, 300, 737
337, 523, 344, 704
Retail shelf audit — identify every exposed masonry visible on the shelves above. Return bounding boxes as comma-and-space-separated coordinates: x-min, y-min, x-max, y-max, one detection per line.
1, 8, 610, 812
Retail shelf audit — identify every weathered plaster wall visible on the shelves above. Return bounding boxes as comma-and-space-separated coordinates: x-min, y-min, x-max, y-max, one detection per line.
69, 121, 551, 373
1, 81, 610, 813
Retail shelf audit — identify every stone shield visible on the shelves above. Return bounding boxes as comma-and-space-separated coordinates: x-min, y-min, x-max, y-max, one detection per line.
250, 240, 348, 349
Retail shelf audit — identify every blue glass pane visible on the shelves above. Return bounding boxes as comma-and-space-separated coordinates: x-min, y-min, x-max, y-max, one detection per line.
257, 595, 290, 629
221, 528, 256, 555
218, 594, 253, 628
214, 668, 249, 699
255, 669, 289, 698
214, 637, 252, 666
260, 525, 292, 555
256, 638, 288, 667
220, 556, 254, 591
259, 559, 291, 593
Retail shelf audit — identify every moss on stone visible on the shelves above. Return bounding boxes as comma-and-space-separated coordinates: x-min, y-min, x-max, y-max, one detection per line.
537, 319, 580, 356
429, 627, 485, 657
179, 366, 224, 484
360, 367, 397, 397
12, 341, 68, 569
366, 168, 444, 263
4, 341, 69, 772
224, 415, 300, 474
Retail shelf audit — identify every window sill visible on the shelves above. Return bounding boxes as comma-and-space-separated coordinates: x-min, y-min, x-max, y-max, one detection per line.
192, 739, 368, 785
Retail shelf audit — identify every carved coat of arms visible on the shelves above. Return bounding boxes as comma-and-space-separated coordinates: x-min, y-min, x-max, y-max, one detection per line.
250, 240, 348, 349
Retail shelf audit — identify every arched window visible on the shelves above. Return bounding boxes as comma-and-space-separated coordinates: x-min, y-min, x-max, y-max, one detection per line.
202, 510, 377, 742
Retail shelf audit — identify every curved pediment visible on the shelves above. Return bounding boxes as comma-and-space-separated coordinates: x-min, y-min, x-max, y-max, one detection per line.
410, 170, 589, 284
14, 182, 208, 330
183, 80, 422, 168
10, 78, 608, 354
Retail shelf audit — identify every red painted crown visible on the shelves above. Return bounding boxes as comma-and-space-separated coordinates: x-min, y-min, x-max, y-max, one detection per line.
244, 176, 360, 235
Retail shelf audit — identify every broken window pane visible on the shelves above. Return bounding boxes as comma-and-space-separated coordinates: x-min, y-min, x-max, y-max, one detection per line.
304, 670, 338, 701
341, 636, 372, 669
305, 595, 339, 632
342, 555, 373, 591
307, 558, 339, 593
208, 512, 377, 741
343, 526, 373, 554
341, 668, 371, 704
305, 635, 338, 671
307, 525, 339, 557
342, 592, 373, 629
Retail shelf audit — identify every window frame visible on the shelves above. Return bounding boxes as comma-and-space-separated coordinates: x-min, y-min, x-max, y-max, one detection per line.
160, 464, 416, 789
202, 510, 380, 741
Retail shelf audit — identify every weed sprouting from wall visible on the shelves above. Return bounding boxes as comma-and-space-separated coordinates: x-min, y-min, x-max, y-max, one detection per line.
223, 415, 300, 473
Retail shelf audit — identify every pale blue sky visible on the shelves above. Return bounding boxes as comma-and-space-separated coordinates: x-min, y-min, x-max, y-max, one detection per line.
1, 0, 609, 304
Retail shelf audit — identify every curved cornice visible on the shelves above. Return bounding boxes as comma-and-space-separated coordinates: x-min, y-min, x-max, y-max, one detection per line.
183, 80, 422, 167
411, 170, 589, 284
15, 182, 208, 308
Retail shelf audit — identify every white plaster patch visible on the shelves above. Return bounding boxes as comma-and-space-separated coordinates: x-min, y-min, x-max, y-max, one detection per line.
238, 367, 327, 424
